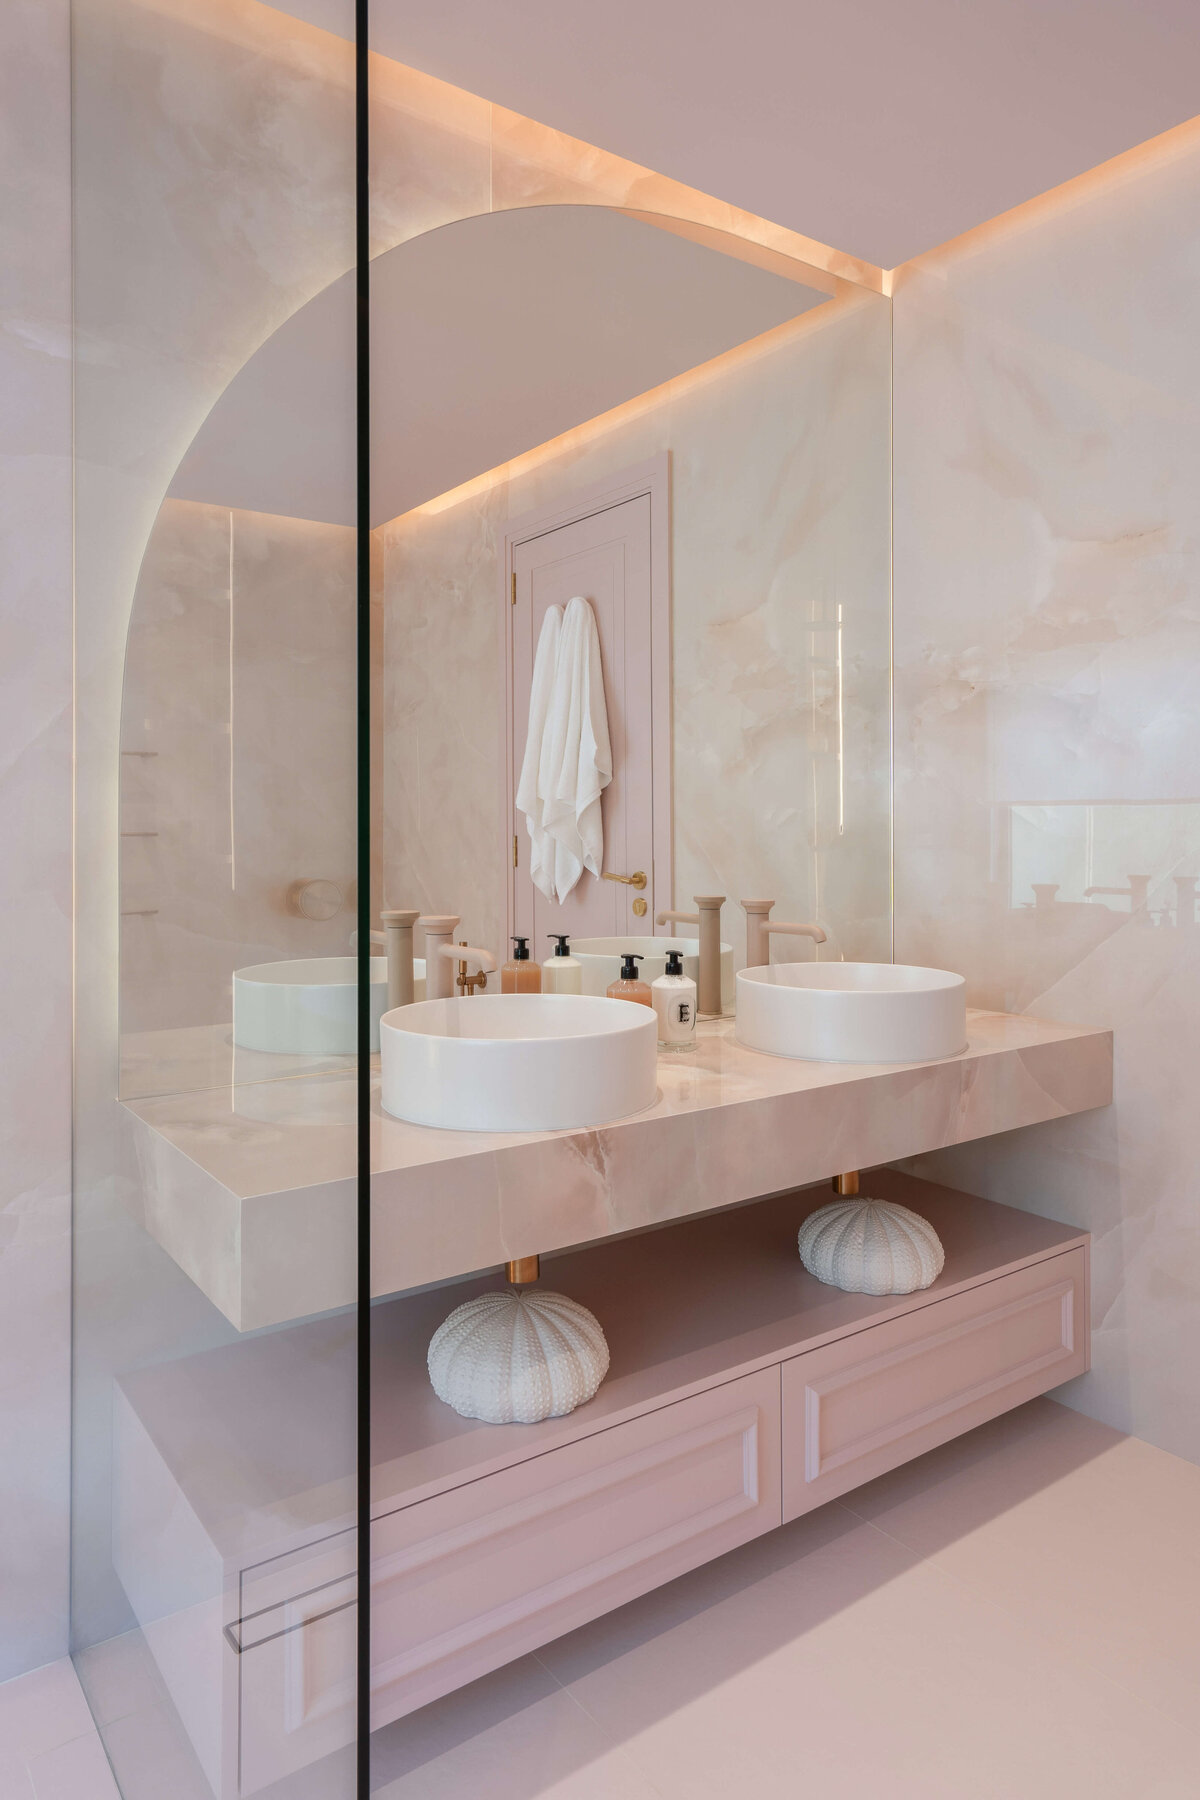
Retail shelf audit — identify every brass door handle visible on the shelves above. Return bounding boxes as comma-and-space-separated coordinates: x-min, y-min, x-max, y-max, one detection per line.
602, 870, 647, 890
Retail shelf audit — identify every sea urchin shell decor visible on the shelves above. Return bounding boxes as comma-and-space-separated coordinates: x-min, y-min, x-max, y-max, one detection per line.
428, 1288, 610, 1424
797, 1197, 946, 1296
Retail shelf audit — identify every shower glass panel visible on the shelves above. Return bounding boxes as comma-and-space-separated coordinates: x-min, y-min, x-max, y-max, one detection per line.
364, 43, 893, 1787
70, 2, 361, 1795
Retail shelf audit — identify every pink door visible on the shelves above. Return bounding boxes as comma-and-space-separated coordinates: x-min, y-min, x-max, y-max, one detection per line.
511, 494, 654, 947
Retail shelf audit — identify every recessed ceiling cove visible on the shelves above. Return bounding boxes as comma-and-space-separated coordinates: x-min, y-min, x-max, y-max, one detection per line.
168, 206, 829, 526
279, 0, 1200, 267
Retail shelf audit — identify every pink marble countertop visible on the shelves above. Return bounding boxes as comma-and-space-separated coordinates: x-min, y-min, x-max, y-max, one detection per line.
123, 1008, 1112, 1331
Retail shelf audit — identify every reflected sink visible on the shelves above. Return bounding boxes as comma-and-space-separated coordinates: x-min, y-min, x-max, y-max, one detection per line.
234, 956, 426, 1056
735, 962, 966, 1063
572, 936, 735, 1010
380, 993, 658, 1132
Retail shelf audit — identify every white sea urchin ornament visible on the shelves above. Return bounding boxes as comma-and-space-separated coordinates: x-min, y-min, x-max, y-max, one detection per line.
428, 1288, 610, 1424
798, 1196, 945, 1296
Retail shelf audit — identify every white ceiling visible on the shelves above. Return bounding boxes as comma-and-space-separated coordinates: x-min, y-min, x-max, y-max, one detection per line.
170, 207, 827, 525
284, 0, 1200, 268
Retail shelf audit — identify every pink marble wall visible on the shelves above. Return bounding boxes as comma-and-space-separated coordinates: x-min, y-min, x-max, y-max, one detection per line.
893, 123, 1200, 1464
120, 500, 357, 1042
68, 0, 362, 1672
0, 0, 72, 1678
380, 289, 893, 972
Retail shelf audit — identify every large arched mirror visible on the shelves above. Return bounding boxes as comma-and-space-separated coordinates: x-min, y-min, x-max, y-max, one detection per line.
118, 201, 890, 1102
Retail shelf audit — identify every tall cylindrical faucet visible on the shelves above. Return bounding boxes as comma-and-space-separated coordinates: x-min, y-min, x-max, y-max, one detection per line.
655, 894, 725, 1016
419, 915, 461, 1001
380, 909, 420, 1008
741, 899, 826, 968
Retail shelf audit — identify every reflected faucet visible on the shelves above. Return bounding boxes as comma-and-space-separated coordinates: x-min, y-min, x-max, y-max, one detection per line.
380, 908, 420, 1007
740, 899, 827, 969
447, 941, 497, 996
1084, 875, 1151, 914
418, 916, 499, 999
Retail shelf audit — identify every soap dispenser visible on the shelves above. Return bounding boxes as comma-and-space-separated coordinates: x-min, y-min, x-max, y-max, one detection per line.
543, 934, 582, 995
501, 936, 542, 994
652, 948, 697, 1052
606, 952, 652, 1007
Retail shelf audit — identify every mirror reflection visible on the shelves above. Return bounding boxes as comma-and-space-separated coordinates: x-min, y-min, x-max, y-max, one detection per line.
119, 202, 892, 1102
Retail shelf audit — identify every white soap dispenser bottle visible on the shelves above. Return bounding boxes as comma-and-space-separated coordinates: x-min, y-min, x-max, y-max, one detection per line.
652, 948, 697, 1052
543, 933, 582, 994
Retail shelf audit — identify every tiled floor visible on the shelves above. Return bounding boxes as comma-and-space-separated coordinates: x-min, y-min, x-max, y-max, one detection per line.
5, 1399, 1199, 1799
0, 1659, 118, 1800
370, 1399, 1200, 1799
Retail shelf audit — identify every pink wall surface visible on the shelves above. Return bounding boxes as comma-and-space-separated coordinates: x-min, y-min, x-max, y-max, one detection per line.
0, 0, 73, 1678
893, 123, 1200, 1463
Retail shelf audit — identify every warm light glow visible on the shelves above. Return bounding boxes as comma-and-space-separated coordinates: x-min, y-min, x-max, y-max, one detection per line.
392, 294, 869, 526
893, 113, 1200, 277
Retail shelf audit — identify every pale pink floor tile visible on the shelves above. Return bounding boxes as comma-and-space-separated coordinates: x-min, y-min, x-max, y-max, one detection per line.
0, 1753, 35, 1800
844, 1401, 1200, 1732
371, 1655, 664, 1800
98, 1700, 215, 1800
0, 1662, 94, 1764
539, 1502, 1193, 1800
26, 1734, 118, 1800
72, 1633, 168, 1730
537, 1501, 901, 1694
840, 1397, 1124, 1546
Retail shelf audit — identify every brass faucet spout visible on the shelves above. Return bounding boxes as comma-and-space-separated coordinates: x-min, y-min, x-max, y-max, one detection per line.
440, 940, 498, 996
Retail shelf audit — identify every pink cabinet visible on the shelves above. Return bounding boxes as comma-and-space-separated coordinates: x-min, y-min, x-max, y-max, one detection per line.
781, 1247, 1088, 1520
113, 1177, 1091, 1793
370, 1366, 782, 1728
237, 1531, 356, 1796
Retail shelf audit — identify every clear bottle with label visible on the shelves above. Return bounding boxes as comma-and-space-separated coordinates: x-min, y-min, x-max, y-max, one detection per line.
606, 951, 653, 1007
543, 933, 582, 994
652, 948, 697, 1051
501, 936, 542, 993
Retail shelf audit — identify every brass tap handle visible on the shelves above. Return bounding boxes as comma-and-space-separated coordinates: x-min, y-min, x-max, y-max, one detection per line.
456, 943, 487, 996
602, 869, 648, 890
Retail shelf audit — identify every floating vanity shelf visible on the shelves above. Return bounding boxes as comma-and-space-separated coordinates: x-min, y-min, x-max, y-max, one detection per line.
122, 1009, 1111, 1331
115, 1172, 1089, 1796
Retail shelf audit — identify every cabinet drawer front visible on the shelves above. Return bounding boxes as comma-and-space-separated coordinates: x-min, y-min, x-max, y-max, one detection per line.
236, 1532, 357, 1797
783, 1247, 1088, 1520
371, 1366, 781, 1727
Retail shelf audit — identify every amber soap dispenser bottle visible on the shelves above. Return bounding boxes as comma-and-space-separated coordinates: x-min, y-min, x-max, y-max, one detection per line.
501, 936, 542, 993
606, 951, 653, 1007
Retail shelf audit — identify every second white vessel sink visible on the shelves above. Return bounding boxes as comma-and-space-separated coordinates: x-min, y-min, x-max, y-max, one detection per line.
233, 956, 426, 1056
735, 962, 967, 1064
380, 992, 658, 1132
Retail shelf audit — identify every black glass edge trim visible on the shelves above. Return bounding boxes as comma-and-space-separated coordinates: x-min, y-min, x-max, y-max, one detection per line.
355, 0, 371, 1795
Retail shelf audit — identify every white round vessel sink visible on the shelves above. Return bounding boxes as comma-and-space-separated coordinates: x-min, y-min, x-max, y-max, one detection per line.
572, 936, 735, 1010
233, 956, 426, 1056
380, 992, 658, 1132
735, 962, 966, 1064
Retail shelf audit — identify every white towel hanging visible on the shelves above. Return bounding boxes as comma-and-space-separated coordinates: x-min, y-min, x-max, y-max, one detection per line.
515, 603, 563, 901
540, 595, 612, 901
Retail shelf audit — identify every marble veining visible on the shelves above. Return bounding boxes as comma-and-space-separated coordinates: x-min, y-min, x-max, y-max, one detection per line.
120, 500, 357, 1045
123, 1009, 1111, 1330
381, 288, 892, 974
893, 119, 1200, 1463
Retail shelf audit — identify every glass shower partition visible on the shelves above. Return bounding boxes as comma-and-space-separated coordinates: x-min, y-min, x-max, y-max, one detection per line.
70, 2, 364, 1794
362, 37, 893, 1794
